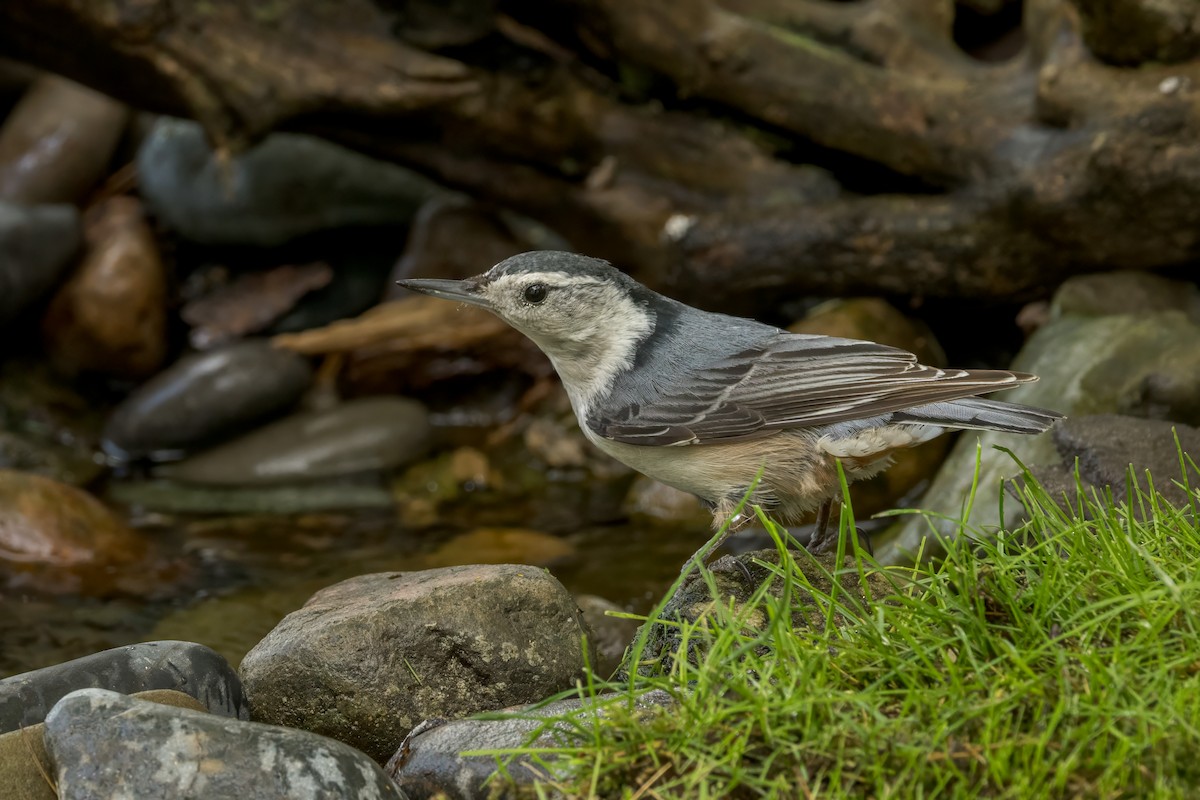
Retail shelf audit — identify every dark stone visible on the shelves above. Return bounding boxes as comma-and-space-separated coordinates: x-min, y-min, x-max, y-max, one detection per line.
0, 202, 81, 325
155, 397, 432, 485
1052, 414, 1200, 507
101, 340, 313, 462
0, 690, 206, 800
44, 689, 406, 800
386, 691, 674, 800
0, 641, 248, 733
138, 118, 448, 246
270, 253, 392, 334
240, 565, 593, 764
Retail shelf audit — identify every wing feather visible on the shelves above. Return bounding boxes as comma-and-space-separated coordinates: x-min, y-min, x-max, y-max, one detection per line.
591, 333, 1036, 446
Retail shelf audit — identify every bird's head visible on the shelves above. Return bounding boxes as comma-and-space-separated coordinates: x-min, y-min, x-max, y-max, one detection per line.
397, 251, 655, 362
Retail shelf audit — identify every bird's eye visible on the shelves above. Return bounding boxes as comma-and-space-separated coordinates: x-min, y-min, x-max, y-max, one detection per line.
524, 283, 548, 304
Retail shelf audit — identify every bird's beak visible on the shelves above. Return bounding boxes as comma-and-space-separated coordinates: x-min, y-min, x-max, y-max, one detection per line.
395, 277, 491, 309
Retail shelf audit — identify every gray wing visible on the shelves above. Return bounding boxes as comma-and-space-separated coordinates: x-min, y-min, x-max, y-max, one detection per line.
589, 334, 1035, 446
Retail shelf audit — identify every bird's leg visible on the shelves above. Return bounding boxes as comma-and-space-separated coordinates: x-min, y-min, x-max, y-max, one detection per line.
808, 499, 873, 556
808, 499, 834, 553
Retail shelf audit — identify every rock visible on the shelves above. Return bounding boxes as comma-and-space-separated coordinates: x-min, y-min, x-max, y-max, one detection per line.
0, 431, 102, 487
156, 397, 432, 485
0, 470, 151, 595
0, 689, 206, 800
0, 203, 81, 325
386, 691, 675, 800
0, 360, 106, 485
240, 565, 593, 763
43, 689, 406, 799
1051, 271, 1200, 322
41, 197, 167, 379
101, 340, 313, 462
875, 310, 1200, 565
0, 641, 247, 734
629, 549, 890, 678
1013, 415, 1200, 514
138, 117, 449, 246
575, 595, 639, 677
420, 528, 574, 569
622, 475, 711, 528
0, 76, 128, 204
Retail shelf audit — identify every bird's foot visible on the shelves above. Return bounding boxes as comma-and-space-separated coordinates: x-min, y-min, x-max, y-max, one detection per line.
809, 525, 873, 557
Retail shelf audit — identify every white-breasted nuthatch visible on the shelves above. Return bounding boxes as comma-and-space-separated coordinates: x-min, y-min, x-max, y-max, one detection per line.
398, 251, 1063, 560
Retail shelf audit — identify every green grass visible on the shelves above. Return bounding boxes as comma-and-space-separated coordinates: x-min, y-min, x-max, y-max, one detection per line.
478, 445, 1200, 799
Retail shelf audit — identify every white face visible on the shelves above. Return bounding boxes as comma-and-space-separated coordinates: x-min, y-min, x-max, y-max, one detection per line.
477, 268, 654, 412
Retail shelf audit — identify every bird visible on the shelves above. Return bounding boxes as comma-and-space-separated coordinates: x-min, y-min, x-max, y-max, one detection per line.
397, 251, 1063, 562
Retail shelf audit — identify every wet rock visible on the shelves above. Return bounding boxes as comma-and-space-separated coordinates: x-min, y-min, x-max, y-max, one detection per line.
240, 565, 593, 763
0, 431, 102, 487
156, 397, 432, 485
1051, 271, 1200, 322
386, 691, 675, 800
0, 640, 248, 733
629, 549, 888, 677
44, 689, 406, 800
875, 310, 1200, 566
576, 594, 639, 677
0, 76, 128, 204
182, 262, 332, 349
1014, 415, 1200, 515
0, 203, 81, 325
622, 475, 711, 528
0, 689, 206, 800
0, 470, 150, 595
101, 340, 313, 462
421, 528, 574, 569
138, 118, 449, 246
42, 197, 167, 379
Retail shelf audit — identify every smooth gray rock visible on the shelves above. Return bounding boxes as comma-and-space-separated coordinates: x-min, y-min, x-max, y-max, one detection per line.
386, 691, 674, 800
0, 202, 80, 324
0, 641, 247, 733
1051, 271, 1200, 323
138, 118, 450, 246
156, 397, 432, 485
875, 311, 1200, 565
240, 565, 593, 764
1017, 415, 1200, 512
101, 340, 313, 462
44, 689, 406, 800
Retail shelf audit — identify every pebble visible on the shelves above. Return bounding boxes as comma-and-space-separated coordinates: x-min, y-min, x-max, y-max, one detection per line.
42, 196, 167, 378
138, 118, 449, 246
0, 470, 149, 595
156, 396, 432, 485
0, 690, 206, 800
240, 565, 593, 764
0, 202, 81, 325
386, 691, 676, 800
0, 640, 247, 734
44, 689, 406, 800
0, 76, 128, 204
101, 340, 313, 462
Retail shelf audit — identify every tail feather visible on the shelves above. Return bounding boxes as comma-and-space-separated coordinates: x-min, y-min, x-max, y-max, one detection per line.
894, 397, 1064, 435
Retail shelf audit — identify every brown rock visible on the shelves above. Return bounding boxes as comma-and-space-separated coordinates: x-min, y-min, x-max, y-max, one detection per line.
421, 528, 574, 568
0, 689, 207, 800
622, 475, 711, 528
0, 76, 128, 204
0, 470, 150, 595
42, 197, 167, 379
182, 262, 333, 349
